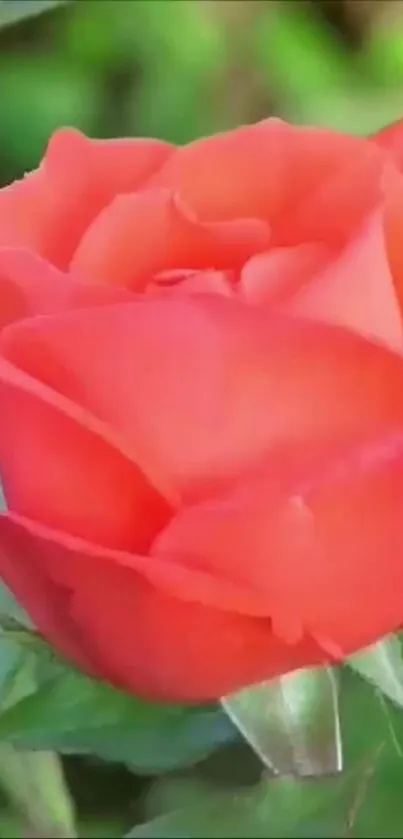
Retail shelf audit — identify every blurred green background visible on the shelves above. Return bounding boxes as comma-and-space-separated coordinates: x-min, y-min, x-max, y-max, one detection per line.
3, 0, 403, 185
2, 0, 403, 836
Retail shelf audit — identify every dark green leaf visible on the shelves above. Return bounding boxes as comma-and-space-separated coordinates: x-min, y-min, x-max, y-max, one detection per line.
126, 773, 347, 839
0, 658, 235, 772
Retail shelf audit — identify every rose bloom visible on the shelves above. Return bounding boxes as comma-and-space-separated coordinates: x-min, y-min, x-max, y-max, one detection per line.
0, 120, 403, 701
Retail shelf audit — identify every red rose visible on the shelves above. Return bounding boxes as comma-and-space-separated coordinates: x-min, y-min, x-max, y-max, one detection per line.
0, 119, 403, 701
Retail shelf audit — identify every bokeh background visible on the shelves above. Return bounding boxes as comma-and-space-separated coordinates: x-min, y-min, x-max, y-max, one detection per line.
2, 0, 403, 836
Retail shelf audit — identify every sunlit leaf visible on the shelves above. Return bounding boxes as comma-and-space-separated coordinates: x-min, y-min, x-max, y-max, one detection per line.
348, 635, 403, 708
221, 668, 342, 776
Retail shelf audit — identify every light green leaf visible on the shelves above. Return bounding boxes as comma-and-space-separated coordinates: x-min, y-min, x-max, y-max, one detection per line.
0, 0, 70, 28
348, 634, 403, 708
0, 748, 76, 838
221, 667, 342, 776
0, 586, 33, 710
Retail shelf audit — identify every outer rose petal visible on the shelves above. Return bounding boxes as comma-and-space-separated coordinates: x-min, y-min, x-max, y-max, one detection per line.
0, 513, 323, 701
5, 296, 403, 501
152, 119, 371, 226
282, 211, 403, 353
0, 248, 135, 331
153, 435, 403, 656
0, 128, 173, 269
71, 189, 269, 289
0, 358, 170, 551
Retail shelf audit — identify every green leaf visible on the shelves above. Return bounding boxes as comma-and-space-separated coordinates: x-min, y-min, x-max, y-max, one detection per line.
221, 667, 342, 776
0, 655, 235, 772
0, 0, 70, 28
0, 748, 76, 838
0, 585, 34, 710
348, 635, 403, 708
126, 773, 347, 839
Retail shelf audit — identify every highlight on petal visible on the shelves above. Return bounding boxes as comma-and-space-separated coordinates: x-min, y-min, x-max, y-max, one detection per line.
0, 128, 173, 269
0, 248, 134, 331
283, 210, 403, 353
0, 357, 170, 552
71, 189, 270, 289
4, 295, 403, 502
0, 513, 323, 701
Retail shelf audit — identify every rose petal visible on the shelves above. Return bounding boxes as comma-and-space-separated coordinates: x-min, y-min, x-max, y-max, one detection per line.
4, 296, 403, 503
373, 118, 403, 171
240, 243, 331, 305
152, 119, 369, 226
0, 358, 169, 551
0, 128, 173, 269
0, 512, 323, 701
71, 189, 269, 289
154, 434, 403, 656
273, 136, 391, 251
283, 210, 403, 353
0, 248, 135, 331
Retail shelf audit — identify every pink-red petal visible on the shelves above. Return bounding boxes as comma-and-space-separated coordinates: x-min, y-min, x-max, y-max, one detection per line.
152, 119, 370, 228
0, 358, 169, 551
4, 296, 403, 502
0, 512, 323, 701
71, 189, 269, 289
240, 243, 331, 306
0, 248, 135, 331
0, 128, 173, 269
373, 118, 403, 171
282, 210, 403, 353
154, 435, 403, 655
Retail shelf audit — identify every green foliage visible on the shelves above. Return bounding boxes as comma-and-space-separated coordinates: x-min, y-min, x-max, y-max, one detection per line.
0, 0, 68, 29
222, 668, 341, 776
0, 631, 235, 773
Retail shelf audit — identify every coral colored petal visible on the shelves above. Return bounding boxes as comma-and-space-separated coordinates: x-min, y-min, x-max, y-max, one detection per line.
0, 248, 135, 331
154, 435, 403, 656
240, 243, 330, 305
373, 118, 403, 171
0, 516, 99, 677
283, 211, 403, 353
273, 136, 390, 251
5, 297, 403, 501
71, 190, 269, 289
0, 128, 173, 269
0, 513, 323, 701
152, 120, 369, 226
0, 360, 169, 551
382, 171, 403, 321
